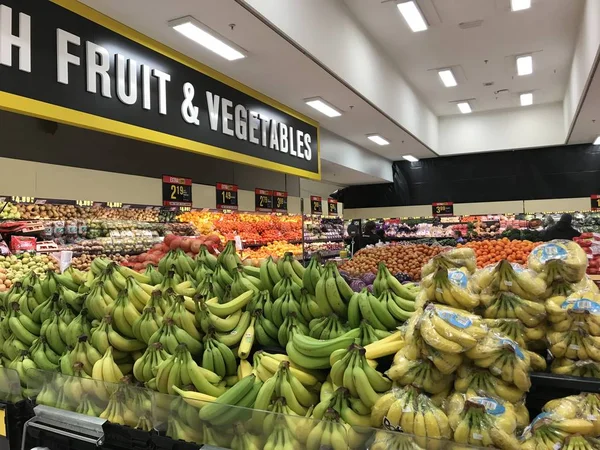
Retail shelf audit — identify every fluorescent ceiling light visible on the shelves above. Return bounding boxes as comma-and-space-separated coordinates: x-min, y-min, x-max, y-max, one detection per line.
511, 0, 531, 11
438, 69, 457, 87
457, 102, 472, 114
397, 1, 428, 32
517, 55, 533, 76
520, 92, 533, 106
367, 134, 390, 146
304, 97, 342, 118
170, 16, 246, 61
594, 136, 600, 145
403, 155, 419, 162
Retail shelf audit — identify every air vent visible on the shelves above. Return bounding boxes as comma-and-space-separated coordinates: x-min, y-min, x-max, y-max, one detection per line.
459, 20, 483, 29
483, 82, 494, 87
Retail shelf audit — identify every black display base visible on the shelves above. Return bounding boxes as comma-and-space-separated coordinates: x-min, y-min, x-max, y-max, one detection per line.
102, 422, 154, 450
0, 399, 34, 450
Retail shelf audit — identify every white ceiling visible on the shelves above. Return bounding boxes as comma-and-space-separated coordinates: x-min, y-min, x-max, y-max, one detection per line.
344, 0, 584, 116
79, 0, 436, 170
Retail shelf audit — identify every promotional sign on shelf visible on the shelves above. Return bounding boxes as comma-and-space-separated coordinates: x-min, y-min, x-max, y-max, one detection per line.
432, 202, 454, 217
255, 189, 273, 212
0, 0, 320, 180
216, 183, 238, 210
328, 198, 338, 216
162, 175, 193, 207
310, 196, 323, 215
273, 191, 288, 213
592, 195, 600, 211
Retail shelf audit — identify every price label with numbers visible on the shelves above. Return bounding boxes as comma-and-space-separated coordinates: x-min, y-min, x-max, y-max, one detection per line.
76, 200, 94, 207
310, 196, 323, 215
11, 196, 35, 204
255, 189, 273, 212
273, 191, 288, 213
327, 198, 338, 216
432, 202, 454, 217
163, 175, 193, 207
592, 195, 600, 211
216, 183, 238, 210
107, 202, 123, 208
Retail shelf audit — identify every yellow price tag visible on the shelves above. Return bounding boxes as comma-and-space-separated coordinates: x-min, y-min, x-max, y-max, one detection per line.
0, 408, 6, 437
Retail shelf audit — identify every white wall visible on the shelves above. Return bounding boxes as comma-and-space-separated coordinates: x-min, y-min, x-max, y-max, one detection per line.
244, 0, 439, 151
320, 129, 393, 183
564, 0, 600, 133
438, 103, 565, 155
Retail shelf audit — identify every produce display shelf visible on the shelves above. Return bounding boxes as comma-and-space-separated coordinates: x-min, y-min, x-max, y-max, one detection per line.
529, 372, 600, 392
303, 237, 344, 243
302, 250, 341, 260
242, 240, 301, 248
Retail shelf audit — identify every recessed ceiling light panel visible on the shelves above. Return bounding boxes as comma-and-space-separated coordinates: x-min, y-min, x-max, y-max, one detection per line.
520, 92, 533, 106
457, 102, 472, 114
511, 0, 531, 11
517, 55, 533, 76
403, 155, 419, 162
367, 134, 390, 146
438, 69, 457, 87
169, 16, 246, 61
304, 97, 342, 118
397, 1, 428, 32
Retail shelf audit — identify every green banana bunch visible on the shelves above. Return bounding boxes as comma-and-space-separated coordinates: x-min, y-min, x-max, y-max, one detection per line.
286, 328, 361, 370
302, 255, 323, 296
18, 285, 40, 319
195, 273, 217, 299
309, 314, 349, 340
8, 302, 40, 346
57, 306, 76, 344
348, 289, 394, 331
273, 274, 302, 301
39, 311, 66, 355
246, 289, 271, 313
193, 260, 213, 285
270, 289, 305, 327
133, 342, 169, 383
144, 264, 164, 285
164, 295, 201, 341
116, 264, 152, 285
29, 336, 59, 371
259, 256, 282, 295
2, 334, 29, 362
298, 287, 324, 323
31, 293, 62, 324
57, 284, 83, 313
196, 244, 218, 270
212, 263, 234, 298
217, 240, 242, 274
304, 408, 349, 450
278, 313, 309, 347
148, 317, 203, 355
230, 268, 262, 297
357, 319, 391, 346
132, 306, 163, 344
8, 350, 40, 391
202, 331, 238, 378
84, 281, 115, 320
254, 308, 280, 348
35, 375, 59, 407
106, 289, 141, 338
281, 252, 305, 285
64, 266, 87, 287
125, 277, 152, 313
312, 386, 371, 432
2, 281, 24, 309
68, 335, 102, 376
314, 263, 354, 320
330, 344, 391, 404
76, 394, 103, 417
90, 315, 146, 355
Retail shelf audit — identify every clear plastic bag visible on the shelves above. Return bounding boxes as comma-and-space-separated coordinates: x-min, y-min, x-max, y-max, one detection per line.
454, 365, 526, 404
386, 347, 455, 394
528, 239, 588, 284
481, 291, 546, 327
416, 267, 480, 311
551, 358, 600, 378
421, 247, 477, 278
471, 260, 547, 301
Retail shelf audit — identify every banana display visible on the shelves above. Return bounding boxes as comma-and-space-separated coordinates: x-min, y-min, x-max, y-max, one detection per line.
5, 238, 600, 449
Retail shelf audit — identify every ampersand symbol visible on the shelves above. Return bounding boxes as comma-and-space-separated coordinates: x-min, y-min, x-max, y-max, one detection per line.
181, 82, 200, 125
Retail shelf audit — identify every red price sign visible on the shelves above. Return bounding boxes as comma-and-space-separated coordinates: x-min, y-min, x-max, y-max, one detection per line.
591, 195, 600, 211
216, 183, 238, 210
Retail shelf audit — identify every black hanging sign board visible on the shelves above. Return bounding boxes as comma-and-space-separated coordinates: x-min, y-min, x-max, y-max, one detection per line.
310, 196, 322, 215
162, 175, 193, 207
432, 202, 454, 217
255, 189, 273, 212
273, 191, 288, 213
216, 183, 238, 210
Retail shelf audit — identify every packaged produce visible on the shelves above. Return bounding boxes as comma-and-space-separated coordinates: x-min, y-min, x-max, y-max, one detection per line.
551, 358, 600, 377
481, 317, 546, 347
470, 259, 547, 300
421, 247, 477, 278
481, 291, 546, 327
387, 347, 454, 394
528, 239, 588, 283
544, 276, 599, 298
521, 408, 597, 449
417, 266, 479, 310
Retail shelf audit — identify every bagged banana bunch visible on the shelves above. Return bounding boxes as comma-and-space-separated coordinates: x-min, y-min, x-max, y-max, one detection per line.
387, 346, 455, 394
528, 239, 588, 284
551, 358, 600, 378
481, 318, 545, 348
369, 430, 426, 450
465, 332, 532, 392
410, 303, 488, 355
448, 394, 521, 449
454, 365, 526, 404
546, 289, 600, 336
416, 267, 479, 311
370, 384, 451, 447
421, 247, 477, 278
520, 409, 597, 450
543, 277, 599, 299
543, 392, 600, 435
471, 260, 547, 301
482, 291, 546, 327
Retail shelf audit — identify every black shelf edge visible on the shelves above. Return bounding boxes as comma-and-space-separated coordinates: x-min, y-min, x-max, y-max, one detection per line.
530, 372, 600, 392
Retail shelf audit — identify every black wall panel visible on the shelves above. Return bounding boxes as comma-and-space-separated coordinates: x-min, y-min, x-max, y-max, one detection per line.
338, 144, 600, 208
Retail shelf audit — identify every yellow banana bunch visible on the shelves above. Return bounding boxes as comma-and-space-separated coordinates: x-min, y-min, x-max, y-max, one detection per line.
421, 247, 477, 278
454, 365, 526, 404
370, 384, 450, 447
465, 333, 531, 391
253, 351, 322, 387
264, 419, 302, 450
417, 304, 487, 354
551, 358, 600, 377
521, 411, 596, 449
387, 348, 454, 394
369, 430, 423, 450
416, 267, 480, 311
446, 390, 517, 436
542, 393, 600, 436
528, 240, 588, 284
304, 409, 349, 450
472, 259, 547, 300
451, 399, 521, 449
546, 292, 600, 336
483, 291, 546, 327
363, 330, 405, 359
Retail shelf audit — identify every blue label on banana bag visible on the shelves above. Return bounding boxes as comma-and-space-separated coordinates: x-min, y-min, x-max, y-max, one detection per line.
533, 244, 568, 263
561, 298, 600, 313
448, 269, 468, 288
470, 397, 505, 416
436, 310, 472, 329
498, 337, 525, 360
